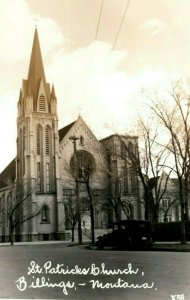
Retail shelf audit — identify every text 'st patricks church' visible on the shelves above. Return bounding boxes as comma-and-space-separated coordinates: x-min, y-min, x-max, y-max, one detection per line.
0, 29, 141, 242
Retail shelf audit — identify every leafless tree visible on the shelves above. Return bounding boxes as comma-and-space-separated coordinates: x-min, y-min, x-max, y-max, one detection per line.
0, 182, 40, 245
106, 174, 135, 222
151, 80, 190, 243
70, 150, 96, 244
115, 116, 171, 223
64, 194, 78, 242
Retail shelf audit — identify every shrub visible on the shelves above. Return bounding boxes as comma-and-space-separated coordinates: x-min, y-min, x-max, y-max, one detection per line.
152, 221, 190, 241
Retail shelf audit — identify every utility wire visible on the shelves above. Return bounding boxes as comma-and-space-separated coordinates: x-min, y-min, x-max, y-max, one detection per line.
112, 0, 131, 50
95, 0, 104, 40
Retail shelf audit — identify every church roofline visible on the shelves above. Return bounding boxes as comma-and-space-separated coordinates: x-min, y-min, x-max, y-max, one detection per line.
0, 158, 16, 188
100, 133, 138, 142
58, 121, 76, 141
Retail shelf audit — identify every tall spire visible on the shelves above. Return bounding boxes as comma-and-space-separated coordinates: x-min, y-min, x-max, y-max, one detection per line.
28, 28, 46, 82
27, 29, 50, 107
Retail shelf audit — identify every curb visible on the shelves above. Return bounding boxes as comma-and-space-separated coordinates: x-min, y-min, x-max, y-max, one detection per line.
85, 244, 190, 252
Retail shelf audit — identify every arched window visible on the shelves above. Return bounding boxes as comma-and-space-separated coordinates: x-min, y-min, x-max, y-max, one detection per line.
45, 126, 51, 155
38, 94, 46, 112
37, 162, 41, 192
41, 205, 50, 223
128, 142, 134, 156
36, 125, 43, 155
79, 135, 84, 146
46, 163, 50, 192
128, 167, 136, 194
120, 141, 126, 157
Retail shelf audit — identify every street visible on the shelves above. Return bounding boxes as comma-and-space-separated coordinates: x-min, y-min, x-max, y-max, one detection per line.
0, 243, 189, 300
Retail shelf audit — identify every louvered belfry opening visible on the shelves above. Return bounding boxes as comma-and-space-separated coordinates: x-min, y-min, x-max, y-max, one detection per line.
38, 94, 46, 112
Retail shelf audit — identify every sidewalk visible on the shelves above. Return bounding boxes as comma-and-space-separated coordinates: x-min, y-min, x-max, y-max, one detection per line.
0, 240, 71, 246
152, 241, 190, 252
0, 240, 190, 252
85, 241, 190, 252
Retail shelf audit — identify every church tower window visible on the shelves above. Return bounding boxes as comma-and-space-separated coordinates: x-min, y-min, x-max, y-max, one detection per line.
45, 126, 51, 155
36, 125, 43, 155
46, 163, 50, 192
120, 141, 126, 157
38, 94, 46, 112
37, 162, 41, 192
128, 142, 134, 156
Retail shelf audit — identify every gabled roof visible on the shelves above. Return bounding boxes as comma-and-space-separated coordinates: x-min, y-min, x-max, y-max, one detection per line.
58, 121, 76, 141
0, 158, 16, 188
148, 176, 159, 189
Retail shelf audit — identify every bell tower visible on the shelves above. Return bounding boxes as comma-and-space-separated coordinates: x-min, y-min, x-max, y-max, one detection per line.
16, 29, 64, 241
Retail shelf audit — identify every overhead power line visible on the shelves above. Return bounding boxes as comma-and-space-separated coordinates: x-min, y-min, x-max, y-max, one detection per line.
95, 0, 104, 40
112, 0, 131, 50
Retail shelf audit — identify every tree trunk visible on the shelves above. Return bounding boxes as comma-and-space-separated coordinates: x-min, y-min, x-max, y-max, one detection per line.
86, 182, 95, 245
184, 177, 189, 221
153, 204, 160, 223
180, 203, 186, 244
144, 200, 149, 220
144, 191, 153, 221
71, 224, 75, 242
114, 208, 121, 223
10, 223, 14, 246
179, 181, 186, 244
76, 181, 82, 244
90, 203, 95, 245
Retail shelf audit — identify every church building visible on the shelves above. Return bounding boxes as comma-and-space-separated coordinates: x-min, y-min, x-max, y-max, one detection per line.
0, 29, 141, 242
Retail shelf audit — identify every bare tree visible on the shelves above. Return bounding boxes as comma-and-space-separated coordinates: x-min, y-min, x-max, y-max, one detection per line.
114, 116, 171, 223
0, 182, 40, 245
69, 135, 83, 244
64, 194, 78, 242
106, 174, 135, 222
70, 150, 96, 244
97, 135, 140, 223
151, 80, 190, 243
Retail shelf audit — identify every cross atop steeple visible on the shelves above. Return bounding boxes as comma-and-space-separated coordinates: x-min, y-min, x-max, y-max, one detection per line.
33, 16, 39, 28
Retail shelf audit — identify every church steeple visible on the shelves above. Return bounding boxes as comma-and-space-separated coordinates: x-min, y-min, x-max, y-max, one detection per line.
15, 27, 63, 242
27, 28, 50, 111
28, 28, 46, 84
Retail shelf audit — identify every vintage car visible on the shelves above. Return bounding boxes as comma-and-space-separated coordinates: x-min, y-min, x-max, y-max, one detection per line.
96, 220, 153, 250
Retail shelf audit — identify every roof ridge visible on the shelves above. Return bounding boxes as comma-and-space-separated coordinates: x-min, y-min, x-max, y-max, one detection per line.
58, 121, 76, 141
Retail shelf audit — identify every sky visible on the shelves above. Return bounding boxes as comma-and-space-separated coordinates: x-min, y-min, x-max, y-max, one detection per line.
0, 0, 190, 172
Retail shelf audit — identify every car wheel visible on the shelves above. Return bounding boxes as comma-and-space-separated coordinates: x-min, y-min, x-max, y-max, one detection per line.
96, 239, 104, 250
